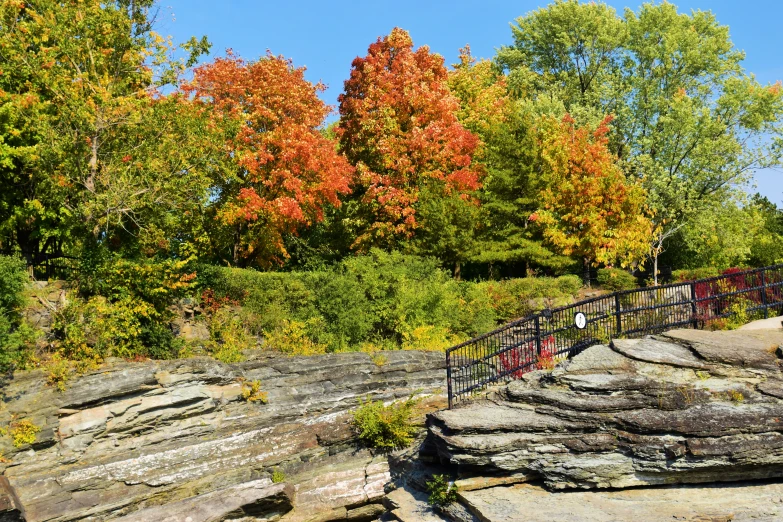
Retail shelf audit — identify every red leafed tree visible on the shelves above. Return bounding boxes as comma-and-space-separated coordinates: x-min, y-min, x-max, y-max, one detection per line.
337, 28, 482, 249
184, 52, 354, 266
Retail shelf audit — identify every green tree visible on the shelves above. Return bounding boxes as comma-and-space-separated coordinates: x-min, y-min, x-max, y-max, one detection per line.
746, 194, 783, 267
0, 0, 211, 259
498, 0, 783, 272
674, 198, 764, 269
448, 47, 571, 275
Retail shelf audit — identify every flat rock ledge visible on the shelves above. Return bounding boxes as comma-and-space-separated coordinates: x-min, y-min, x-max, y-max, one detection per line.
0, 350, 446, 521
428, 328, 783, 491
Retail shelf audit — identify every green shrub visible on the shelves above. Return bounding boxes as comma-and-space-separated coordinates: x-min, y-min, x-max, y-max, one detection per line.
426, 474, 458, 506
479, 275, 583, 321
597, 268, 637, 291
0, 255, 27, 313
271, 468, 285, 483
45, 354, 71, 392
199, 251, 497, 354
0, 316, 39, 371
241, 379, 268, 403
78, 256, 196, 316
52, 256, 197, 362
672, 267, 720, 282
205, 307, 251, 363
10, 419, 40, 448
352, 393, 420, 450
196, 265, 318, 336
0, 255, 36, 371
53, 294, 182, 362
264, 318, 327, 356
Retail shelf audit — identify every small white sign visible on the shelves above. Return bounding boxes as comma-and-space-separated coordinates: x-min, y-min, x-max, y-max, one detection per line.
574, 312, 587, 329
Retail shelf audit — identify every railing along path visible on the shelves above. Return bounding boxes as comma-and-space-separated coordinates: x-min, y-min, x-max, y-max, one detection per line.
446, 264, 783, 408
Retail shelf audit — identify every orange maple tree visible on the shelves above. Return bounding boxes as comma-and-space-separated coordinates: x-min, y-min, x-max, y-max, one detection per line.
534, 114, 653, 277
184, 52, 353, 266
337, 28, 482, 248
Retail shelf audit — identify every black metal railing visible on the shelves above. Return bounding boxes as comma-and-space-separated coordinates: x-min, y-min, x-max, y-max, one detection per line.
446, 264, 783, 408
0, 249, 78, 281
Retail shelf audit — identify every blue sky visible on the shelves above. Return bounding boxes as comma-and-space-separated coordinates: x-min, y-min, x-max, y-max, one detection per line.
159, 0, 783, 203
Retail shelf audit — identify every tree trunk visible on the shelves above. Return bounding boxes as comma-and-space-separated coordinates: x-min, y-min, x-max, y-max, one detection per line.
583, 257, 591, 288
454, 261, 461, 281
653, 252, 659, 286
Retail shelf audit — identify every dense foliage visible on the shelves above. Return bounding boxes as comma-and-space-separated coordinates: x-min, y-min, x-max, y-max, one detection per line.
1, 0, 782, 373
197, 251, 580, 354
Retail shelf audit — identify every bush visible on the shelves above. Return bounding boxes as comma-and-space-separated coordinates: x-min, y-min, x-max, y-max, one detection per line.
199, 251, 497, 354
597, 268, 637, 291
52, 257, 196, 362
479, 275, 583, 321
0, 316, 39, 371
10, 419, 40, 448
0, 255, 36, 371
271, 468, 285, 483
0, 255, 27, 313
264, 318, 328, 356
426, 474, 458, 506
352, 394, 420, 450
672, 267, 720, 282
241, 379, 268, 403
205, 307, 251, 363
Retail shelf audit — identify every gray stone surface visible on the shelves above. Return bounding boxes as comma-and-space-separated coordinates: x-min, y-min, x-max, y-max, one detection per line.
0, 351, 446, 521
428, 329, 783, 490
738, 315, 783, 331
460, 482, 783, 522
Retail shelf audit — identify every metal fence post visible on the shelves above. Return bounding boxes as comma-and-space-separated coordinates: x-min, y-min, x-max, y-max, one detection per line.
446, 350, 453, 409
614, 293, 622, 336
761, 270, 769, 319
534, 315, 542, 356
690, 282, 698, 329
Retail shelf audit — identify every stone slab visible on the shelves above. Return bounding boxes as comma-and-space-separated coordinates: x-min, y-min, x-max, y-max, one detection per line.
460, 482, 783, 522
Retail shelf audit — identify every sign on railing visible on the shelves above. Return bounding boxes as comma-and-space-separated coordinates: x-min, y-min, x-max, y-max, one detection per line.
445, 264, 783, 408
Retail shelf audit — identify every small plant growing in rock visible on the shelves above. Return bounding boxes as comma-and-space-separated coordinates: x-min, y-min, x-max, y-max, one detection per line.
728, 390, 745, 403
537, 354, 556, 371
241, 379, 268, 403
426, 474, 458, 506
45, 355, 71, 392
10, 420, 41, 448
371, 353, 388, 367
271, 468, 285, 483
352, 393, 420, 450
695, 371, 710, 381
677, 385, 697, 405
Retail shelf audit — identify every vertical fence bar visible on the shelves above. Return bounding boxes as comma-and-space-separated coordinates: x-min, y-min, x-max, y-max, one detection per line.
761, 269, 769, 319
614, 293, 622, 335
534, 315, 542, 357
690, 282, 698, 328
446, 349, 453, 409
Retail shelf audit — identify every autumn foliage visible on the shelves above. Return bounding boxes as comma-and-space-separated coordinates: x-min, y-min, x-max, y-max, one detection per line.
185, 53, 353, 266
534, 115, 652, 269
338, 28, 482, 248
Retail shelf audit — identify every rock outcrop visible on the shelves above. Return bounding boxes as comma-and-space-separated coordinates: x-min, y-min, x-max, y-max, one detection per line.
0, 350, 445, 521
429, 329, 783, 490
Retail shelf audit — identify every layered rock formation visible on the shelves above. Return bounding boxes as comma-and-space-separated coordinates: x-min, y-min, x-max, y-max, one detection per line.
429, 329, 783, 490
0, 350, 445, 521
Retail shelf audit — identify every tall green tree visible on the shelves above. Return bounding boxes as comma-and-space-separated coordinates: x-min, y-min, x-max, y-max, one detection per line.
0, 0, 211, 259
448, 47, 572, 275
498, 0, 783, 274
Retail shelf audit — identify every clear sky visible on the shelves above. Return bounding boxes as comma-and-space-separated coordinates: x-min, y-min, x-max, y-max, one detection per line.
159, 0, 783, 203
